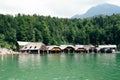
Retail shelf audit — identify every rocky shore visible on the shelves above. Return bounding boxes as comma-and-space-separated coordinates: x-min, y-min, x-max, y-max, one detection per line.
0, 48, 19, 54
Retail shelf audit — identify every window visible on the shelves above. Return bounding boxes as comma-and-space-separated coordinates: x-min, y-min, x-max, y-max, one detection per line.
30, 46, 32, 48
34, 46, 37, 48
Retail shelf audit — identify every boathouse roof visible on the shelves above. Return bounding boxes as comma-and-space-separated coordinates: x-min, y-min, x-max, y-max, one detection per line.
21, 42, 46, 50
60, 45, 75, 50
17, 41, 30, 46
75, 45, 84, 50
98, 45, 117, 48
84, 45, 95, 50
47, 45, 61, 50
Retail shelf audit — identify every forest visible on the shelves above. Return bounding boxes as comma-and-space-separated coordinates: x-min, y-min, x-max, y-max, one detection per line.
0, 13, 120, 50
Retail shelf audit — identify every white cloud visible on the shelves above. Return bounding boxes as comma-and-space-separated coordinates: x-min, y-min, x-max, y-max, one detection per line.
0, 0, 120, 18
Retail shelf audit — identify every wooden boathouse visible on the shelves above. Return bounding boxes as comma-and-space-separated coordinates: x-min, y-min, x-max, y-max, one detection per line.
60, 45, 75, 53
75, 45, 86, 53
47, 45, 61, 53
18, 41, 117, 53
16, 41, 30, 51
20, 42, 47, 54
98, 45, 117, 53
84, 45, 95, 53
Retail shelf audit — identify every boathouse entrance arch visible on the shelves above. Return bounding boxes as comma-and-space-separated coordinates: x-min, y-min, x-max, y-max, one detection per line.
64, 47, 75, 53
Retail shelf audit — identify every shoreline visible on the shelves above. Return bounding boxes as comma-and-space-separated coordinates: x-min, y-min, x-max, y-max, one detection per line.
0, 48, 119, 55
0, 48, 20, 55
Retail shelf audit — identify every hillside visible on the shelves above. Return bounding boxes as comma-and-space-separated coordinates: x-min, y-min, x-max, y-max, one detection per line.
0, 14, 120, 50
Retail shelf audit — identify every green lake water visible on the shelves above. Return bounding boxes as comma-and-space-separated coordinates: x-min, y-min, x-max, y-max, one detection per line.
0, 53, 120, 80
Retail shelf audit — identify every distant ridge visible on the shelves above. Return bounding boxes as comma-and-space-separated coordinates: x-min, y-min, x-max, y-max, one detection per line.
72, 3, 120, 19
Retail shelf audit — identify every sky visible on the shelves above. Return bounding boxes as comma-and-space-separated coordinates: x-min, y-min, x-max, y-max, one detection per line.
0, 0, 120, 18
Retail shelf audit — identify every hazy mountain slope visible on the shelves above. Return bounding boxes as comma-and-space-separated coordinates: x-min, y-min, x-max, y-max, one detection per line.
72, 3, 120, 18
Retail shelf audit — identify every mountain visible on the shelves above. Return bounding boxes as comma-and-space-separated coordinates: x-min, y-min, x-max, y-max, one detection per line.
72, 3, 120, 19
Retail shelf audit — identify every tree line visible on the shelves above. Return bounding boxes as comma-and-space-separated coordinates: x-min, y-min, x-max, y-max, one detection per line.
0, 13, 120, 50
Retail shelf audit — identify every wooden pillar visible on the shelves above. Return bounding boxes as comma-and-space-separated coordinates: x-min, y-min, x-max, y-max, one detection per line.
38, 50, 40, 54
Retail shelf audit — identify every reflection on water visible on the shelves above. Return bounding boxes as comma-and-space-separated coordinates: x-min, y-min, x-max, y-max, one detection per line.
0, 53, 120, 80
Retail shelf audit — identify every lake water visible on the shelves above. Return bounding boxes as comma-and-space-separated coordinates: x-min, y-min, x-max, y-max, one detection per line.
0, 53, 120, 80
